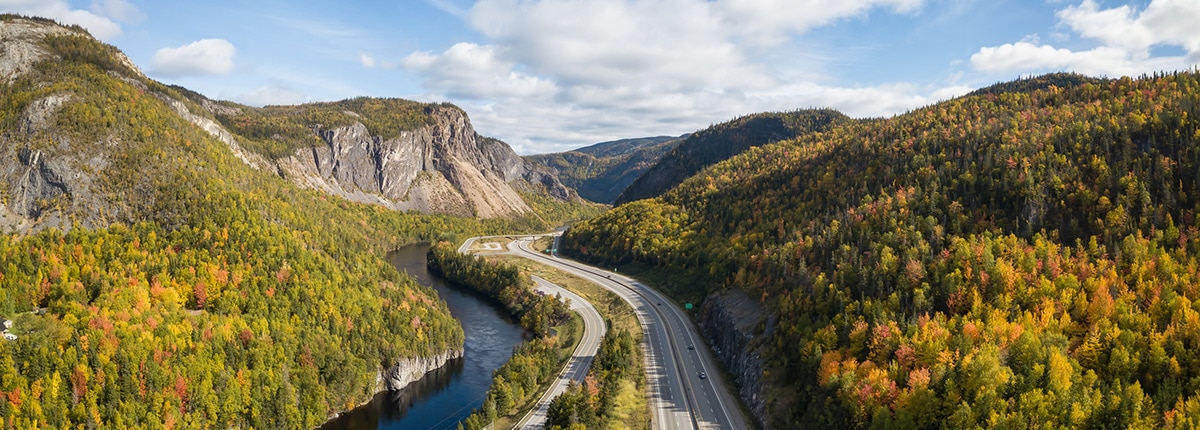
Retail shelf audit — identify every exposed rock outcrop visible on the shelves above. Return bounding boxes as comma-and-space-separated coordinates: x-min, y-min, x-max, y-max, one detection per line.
8, 147, 67, 219
699, 290, 772, 429
379, 348, 464, 391
280, 105, 573, 218
0, 15, 576, 232
160, 97, 272, 171
0, 18, 71, 83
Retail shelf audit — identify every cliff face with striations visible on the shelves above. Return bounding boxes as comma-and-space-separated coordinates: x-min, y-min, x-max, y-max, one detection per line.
275, 105, 572, 219
699, 290, 772, 429
379, 347, 464, 392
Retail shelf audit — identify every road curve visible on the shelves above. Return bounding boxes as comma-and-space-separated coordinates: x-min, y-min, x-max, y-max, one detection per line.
508, 236, 750, 430
512, 276, 606, 429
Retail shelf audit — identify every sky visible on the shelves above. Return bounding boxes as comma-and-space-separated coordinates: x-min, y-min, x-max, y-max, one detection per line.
2, 0, 1199, 154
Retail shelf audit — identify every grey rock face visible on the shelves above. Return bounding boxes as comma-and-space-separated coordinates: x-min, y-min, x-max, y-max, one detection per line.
380, 348, 464, 391
8, 148, 68, 219
700, 290, 771, 429
0, 19, 70, 83
282, 105, 574, 218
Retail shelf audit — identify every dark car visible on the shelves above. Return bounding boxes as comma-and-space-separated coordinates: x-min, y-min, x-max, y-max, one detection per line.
688, 344, 694, 350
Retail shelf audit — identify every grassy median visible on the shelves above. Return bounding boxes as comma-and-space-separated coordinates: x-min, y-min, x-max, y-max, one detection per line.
486, 240, 650, 429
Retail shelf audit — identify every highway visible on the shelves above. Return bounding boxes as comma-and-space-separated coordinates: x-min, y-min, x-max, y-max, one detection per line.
512, 276, 606, 429
507, 235, 750, 430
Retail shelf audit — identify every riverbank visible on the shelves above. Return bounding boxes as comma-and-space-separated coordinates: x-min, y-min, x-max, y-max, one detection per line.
321, 244, 526, 430
493, 238, 650, 429
427, 241, 580, 430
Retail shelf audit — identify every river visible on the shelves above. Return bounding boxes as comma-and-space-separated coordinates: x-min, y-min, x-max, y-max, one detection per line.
322, 243, 526, 430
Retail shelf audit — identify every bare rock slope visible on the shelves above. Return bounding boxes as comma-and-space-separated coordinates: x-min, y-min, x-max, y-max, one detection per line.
0, 15, 574, 234
276, 105, 573, 219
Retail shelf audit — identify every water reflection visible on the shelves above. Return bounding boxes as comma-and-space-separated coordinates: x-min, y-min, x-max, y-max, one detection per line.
321, 243, 525, 430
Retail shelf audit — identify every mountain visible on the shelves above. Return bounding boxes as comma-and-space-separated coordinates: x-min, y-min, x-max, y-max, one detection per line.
526, 135, 681, 204
614, 109, 850, 204
0, 15, 582, 428
564, 72, 1200, 428
204, 97, 575, 219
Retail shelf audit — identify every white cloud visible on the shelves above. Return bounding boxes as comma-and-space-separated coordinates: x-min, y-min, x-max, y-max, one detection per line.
467, 0, 772, 90
424, 0, 468, 19
716, 0, 925, 45
359, 52, 396, 69
235, 84, 309, 107
971, 0, 1200, 76
0, 0, 125, 40
402, 43, 557, 100
400, 0, 941, 152
359, 53, 378, 68
151, 39, 237, 77
90, 0, 143, 23
971, 42, 1075, 73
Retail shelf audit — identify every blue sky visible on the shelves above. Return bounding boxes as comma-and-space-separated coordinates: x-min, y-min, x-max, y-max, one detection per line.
3, 0, 1198, 154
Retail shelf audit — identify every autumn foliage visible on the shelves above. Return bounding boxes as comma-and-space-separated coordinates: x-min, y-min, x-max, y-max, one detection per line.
566, 72, 1200, 428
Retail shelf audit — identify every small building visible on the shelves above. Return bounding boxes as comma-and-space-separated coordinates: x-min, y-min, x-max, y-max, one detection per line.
2, 333, 15, 341
0, 319, 11, 331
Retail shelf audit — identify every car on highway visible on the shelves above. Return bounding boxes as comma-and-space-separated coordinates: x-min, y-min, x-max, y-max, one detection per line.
688, 344, 694, 350
699, 372, 707, 379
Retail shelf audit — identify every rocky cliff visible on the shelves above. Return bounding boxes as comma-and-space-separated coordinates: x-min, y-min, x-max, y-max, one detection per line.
274, 105, 572, 219
699, 290, 772, 429
1, 16, 574, 232
379, 347, 465, 392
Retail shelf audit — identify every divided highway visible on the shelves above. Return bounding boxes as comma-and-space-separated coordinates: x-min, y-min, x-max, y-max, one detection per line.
512, 276, 606, 429
506, 235, 750, 430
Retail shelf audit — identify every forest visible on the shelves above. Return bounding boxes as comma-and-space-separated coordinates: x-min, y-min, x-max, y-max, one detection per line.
0, 23, 579, 428
545, 328, 640, 429
425, 243, 575, 429
527, 136, 681, 204
615, 108, 850, 204
565, 72, 1200, 428
212, 97, 446, 160
427, 242, 571, 337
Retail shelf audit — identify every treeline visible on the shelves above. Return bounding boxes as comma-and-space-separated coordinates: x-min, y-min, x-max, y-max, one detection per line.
546, 328, 641, 429
0, 218, 466, 428
615, 109, 850, 204
0, 21, 499, 428
527, 136, 680, 204
565, 71, 1200, 427
456, 336, 566, 430
426, 242, 576, 429
427, 243, 570, 336
212, 97, 443, 159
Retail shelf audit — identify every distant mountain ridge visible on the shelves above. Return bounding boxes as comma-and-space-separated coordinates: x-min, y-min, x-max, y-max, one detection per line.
614, 109, 850, 204
527, 135, 681, 204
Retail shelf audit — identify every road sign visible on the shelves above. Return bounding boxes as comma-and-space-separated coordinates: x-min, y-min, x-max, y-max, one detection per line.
685, 303, 693, 310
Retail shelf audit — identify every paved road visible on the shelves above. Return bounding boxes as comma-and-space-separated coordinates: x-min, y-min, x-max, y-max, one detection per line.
456, 238, 606, 430
508, 236, 749, 430
512, 276, 607, 429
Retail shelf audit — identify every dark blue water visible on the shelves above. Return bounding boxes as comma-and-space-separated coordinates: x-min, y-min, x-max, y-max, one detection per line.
322, 243, 525, 430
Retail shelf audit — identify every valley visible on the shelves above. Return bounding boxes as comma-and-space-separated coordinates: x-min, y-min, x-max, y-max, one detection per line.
4, 7, 1200, 430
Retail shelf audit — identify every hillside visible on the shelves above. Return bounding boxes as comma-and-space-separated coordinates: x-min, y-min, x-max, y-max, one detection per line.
527, 135, 681, 204
614, 109, 850, 204
564, 72, 1200, 428
202, 97, 577, 219
0, 15, 556, 428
